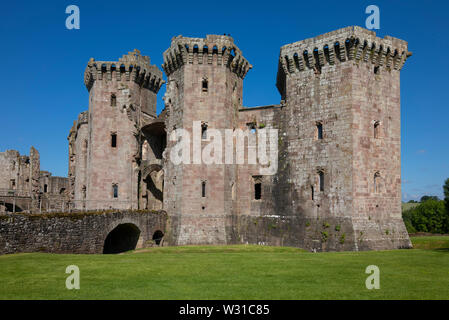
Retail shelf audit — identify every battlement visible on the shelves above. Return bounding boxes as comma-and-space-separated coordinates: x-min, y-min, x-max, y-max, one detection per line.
77, 111, 88, 128
84, 49, 164, 93
278, 26, 412, 77
162, 35, 252, 78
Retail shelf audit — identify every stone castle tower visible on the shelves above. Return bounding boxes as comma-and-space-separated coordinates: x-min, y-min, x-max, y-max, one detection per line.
162, 35, 252, 245
68, 26, 412, 251
68, 49, 164, 210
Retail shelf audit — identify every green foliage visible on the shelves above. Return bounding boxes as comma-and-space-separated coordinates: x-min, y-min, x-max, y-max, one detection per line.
335, 225, 341, 232
321, 231, 329, 242
323, 222, 330, 228
339, 233, 346, 244
402, 199, 448, 234
420, 195, 440, 202
305, 221, 310, 227
444, 178, 449, 215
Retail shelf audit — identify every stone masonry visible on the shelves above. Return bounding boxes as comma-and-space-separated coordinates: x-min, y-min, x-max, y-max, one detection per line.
1, 26, 413, 253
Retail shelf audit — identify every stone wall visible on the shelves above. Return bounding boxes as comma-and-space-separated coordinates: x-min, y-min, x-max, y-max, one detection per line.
0, 210, 168, 255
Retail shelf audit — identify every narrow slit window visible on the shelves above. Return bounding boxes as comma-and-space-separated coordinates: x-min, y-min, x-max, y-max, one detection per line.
374, 121, 380, 139
255, 183, 262, 200
111, 133, 117, 148
318, 171, 324, 192
113, 184, 118, 198
111, 94, 116, 107
44, 184, 48, 193
201, 123, 208, 139
316, 122, 323, 140
374, 172, 380, 194
201, 181, 206, 197
202, 79, 208, 92
311, 185, 314, 200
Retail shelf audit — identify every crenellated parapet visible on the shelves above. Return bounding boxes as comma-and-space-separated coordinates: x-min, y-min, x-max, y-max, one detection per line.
162, 35, 252, 78
277, 26, 412, 78
76, 111, 88, 128
84, 49, 165, 93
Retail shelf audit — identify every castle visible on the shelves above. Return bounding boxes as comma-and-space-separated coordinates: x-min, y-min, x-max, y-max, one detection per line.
1, 26, 413, 252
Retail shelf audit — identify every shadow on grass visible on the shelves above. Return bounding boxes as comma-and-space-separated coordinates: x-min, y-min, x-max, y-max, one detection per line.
434, 248, 449, 253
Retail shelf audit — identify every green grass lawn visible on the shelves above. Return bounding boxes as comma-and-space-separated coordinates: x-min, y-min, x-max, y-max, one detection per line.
0, 237, 448, 300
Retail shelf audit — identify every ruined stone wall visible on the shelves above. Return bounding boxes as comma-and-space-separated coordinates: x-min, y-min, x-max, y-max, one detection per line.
0, 210, 168, 255
0, 147, 40, 212
236, 106, 281, 218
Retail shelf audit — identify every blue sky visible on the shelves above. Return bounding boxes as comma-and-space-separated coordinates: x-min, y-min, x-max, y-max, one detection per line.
0, 0, 448, 201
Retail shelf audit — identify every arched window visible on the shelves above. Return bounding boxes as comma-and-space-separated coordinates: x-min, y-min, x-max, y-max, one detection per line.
44, 184, 48, 193
374, 121, 380, 139
374, 172, 380, 193
317, 170, 324, 192
202, 78, 208, 92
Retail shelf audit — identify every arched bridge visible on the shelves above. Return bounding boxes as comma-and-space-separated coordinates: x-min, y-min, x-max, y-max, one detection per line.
0, 210, 168, 255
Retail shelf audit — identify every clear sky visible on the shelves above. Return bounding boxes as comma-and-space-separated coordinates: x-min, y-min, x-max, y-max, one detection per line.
0, 0, 448, 201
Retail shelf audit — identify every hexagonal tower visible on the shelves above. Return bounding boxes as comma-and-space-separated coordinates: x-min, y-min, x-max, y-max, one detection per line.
162, 35, 252, 245
82, 49, 164, 210
276, 26, 412, 250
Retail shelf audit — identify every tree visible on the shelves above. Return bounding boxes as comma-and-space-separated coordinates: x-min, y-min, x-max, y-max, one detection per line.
404, 199, 448, 234
444, 178, 449, 213
420, 195, 439, 202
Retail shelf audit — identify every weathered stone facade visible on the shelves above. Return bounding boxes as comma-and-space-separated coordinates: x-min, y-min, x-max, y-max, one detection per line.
0, 147, 68, 213
68, 50, 164, 211
10, 25, 410, 253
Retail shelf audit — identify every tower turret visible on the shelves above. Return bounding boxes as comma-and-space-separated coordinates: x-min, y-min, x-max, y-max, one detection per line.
162, 35, 252, 245
81, 49, 164, 210
275, 26, 412, 250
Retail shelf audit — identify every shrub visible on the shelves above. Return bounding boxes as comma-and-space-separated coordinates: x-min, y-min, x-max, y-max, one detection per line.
402, 199, 448, 234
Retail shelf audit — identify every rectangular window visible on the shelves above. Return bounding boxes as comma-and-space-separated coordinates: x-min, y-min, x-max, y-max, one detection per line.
255, 183, 262, 200
316, 122, 323, 140
113, 184, 118, 198
111, 133, 117, 148
201, 181, 206, 197
10, 179, 15, 190
201, 124, 207, 140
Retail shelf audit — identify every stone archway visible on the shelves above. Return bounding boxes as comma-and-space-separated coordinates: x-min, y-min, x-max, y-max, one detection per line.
103, 223, 141, 254
152, 230, 164, 245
